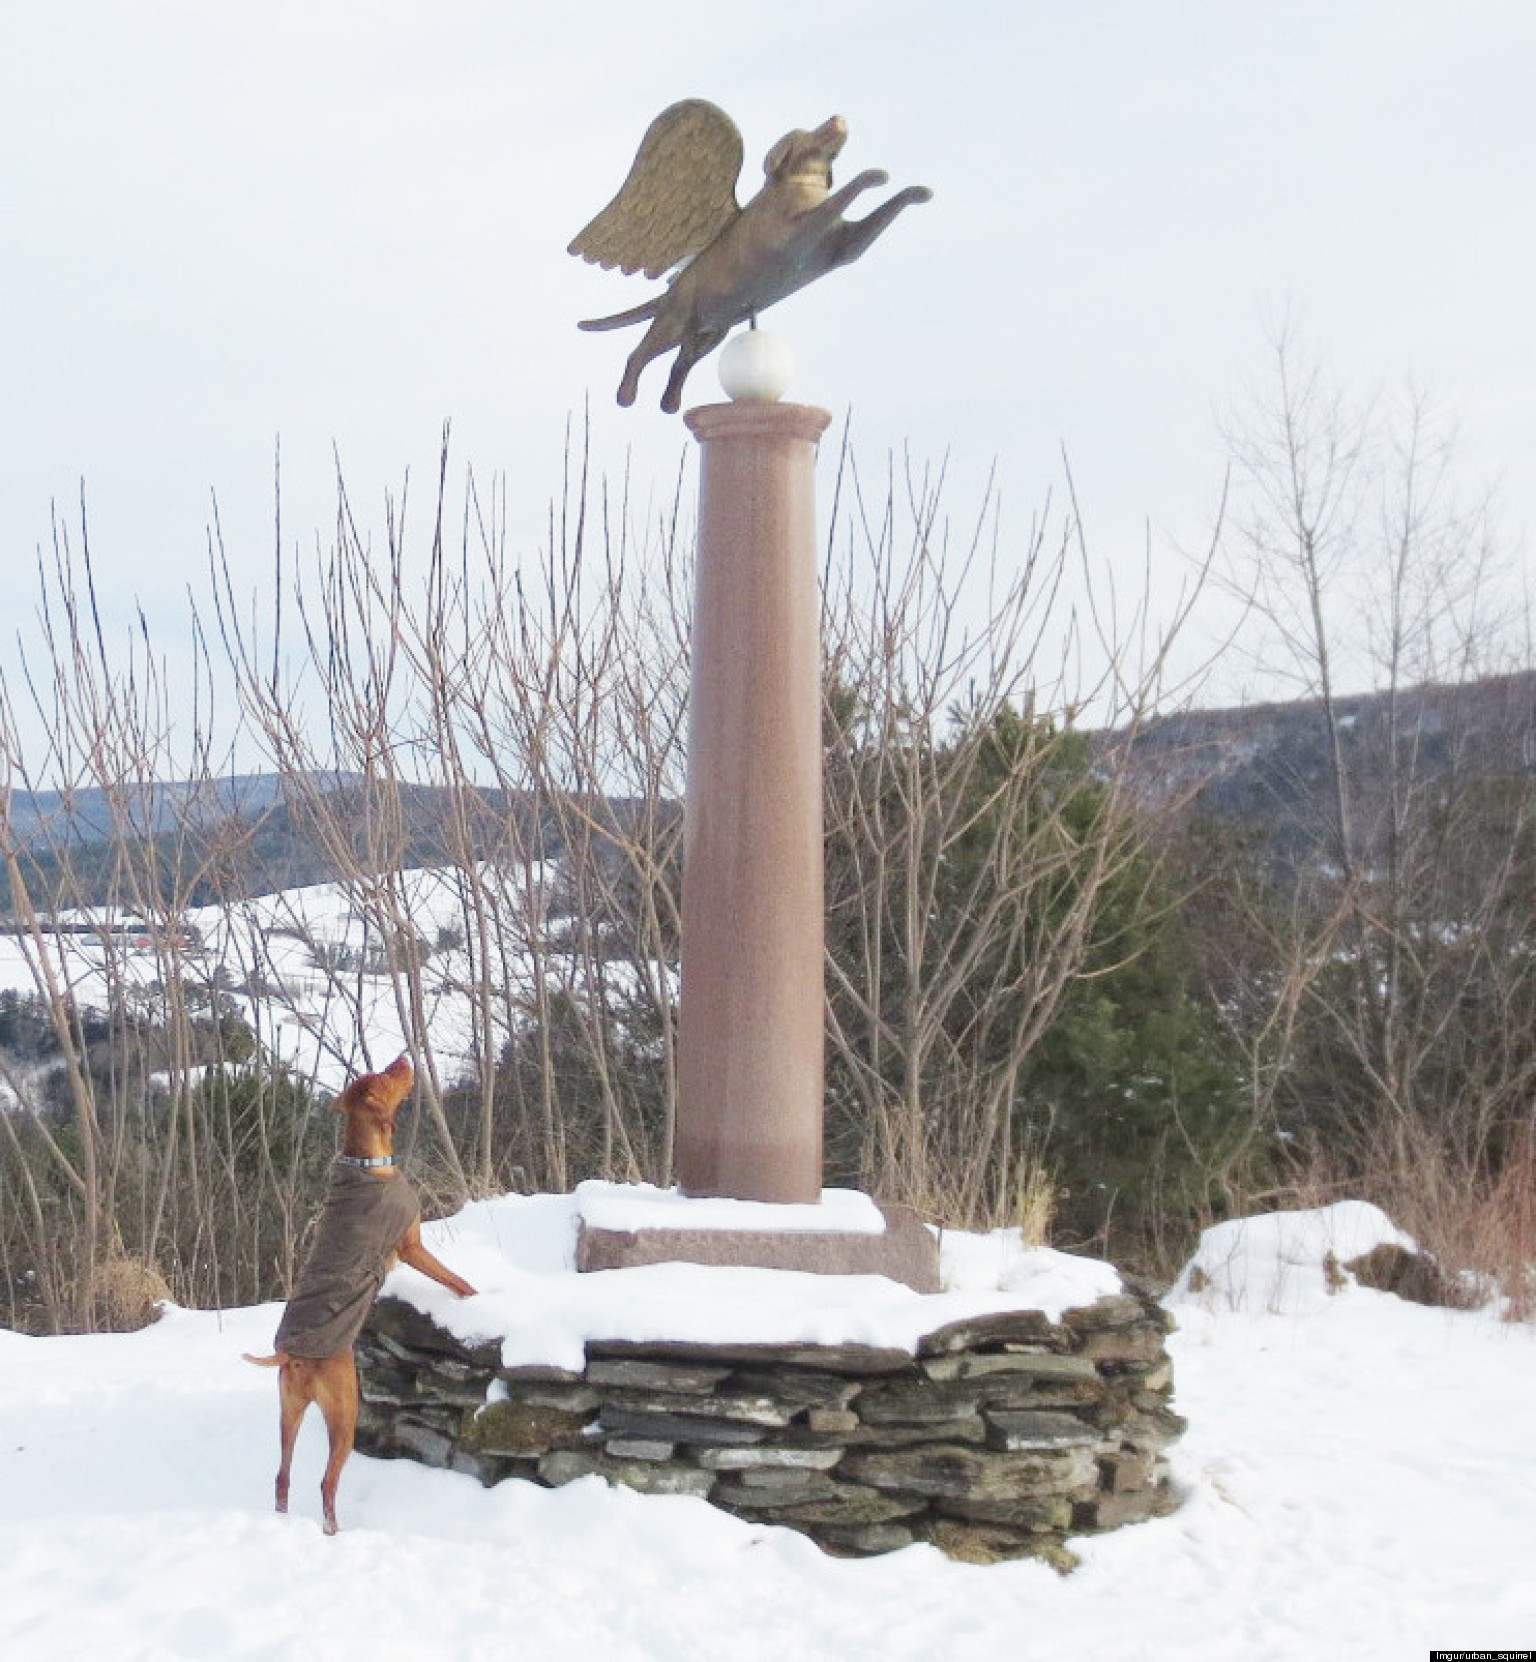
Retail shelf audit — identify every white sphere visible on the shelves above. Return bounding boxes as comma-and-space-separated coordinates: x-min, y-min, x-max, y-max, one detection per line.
718, 328, 795, 403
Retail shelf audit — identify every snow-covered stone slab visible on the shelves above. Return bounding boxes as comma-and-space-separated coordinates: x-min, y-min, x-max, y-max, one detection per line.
403, 1188, 1123, 1370
573, 1179, 887, 1234
573, 1188, 940, 1291
358, 1216, 1178, 1565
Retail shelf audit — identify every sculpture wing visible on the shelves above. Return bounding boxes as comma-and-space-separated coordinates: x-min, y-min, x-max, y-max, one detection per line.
568, 99, 744, 280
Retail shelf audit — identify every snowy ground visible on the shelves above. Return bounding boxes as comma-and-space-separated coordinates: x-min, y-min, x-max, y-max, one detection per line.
0, 867, 564, 1098
2, 1197, 1533, 1660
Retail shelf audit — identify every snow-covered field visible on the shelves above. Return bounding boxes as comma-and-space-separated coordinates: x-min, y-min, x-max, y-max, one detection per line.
0, 867, 564, 1098
2, 1197, 1532, 1661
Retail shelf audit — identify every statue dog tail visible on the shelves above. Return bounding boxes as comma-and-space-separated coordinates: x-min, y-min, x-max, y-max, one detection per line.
578, 297, 662, 332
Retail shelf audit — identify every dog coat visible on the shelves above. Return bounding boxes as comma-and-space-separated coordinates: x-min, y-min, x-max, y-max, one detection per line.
274, 1163, 421, 1359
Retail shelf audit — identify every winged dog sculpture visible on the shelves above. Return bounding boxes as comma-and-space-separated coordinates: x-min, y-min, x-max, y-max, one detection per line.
569, 100, 932, 412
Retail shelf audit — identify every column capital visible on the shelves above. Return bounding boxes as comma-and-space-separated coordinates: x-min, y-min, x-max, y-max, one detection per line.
684, 402, 833, 446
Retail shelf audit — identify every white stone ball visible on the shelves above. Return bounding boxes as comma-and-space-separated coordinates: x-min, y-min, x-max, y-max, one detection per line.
718, 328, 795, 403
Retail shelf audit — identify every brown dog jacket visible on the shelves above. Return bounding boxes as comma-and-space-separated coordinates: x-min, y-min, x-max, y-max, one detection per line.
274, 1163, 421, 1359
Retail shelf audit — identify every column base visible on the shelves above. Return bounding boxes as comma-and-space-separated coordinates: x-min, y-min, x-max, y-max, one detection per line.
574, 1201, 940, 1294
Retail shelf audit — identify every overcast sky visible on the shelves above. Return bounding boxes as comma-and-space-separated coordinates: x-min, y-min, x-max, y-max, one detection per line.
3, 1, 1533, 763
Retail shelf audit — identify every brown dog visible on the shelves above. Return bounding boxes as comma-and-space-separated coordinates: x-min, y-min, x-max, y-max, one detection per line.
244, 1055, 476, 1534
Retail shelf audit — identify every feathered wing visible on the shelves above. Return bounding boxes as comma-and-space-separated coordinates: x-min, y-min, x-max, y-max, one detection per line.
568, 99, 744, 280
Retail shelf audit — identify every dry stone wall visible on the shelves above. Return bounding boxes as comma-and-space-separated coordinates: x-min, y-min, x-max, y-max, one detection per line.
355, 1289, 1183, 1565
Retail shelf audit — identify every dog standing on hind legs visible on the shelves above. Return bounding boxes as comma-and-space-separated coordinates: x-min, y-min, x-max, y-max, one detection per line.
244, 1054, 477, 1534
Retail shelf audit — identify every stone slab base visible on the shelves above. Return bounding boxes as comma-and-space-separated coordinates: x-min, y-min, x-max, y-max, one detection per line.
356, 1286, 1185, 1566
574, 1202, 941, 1294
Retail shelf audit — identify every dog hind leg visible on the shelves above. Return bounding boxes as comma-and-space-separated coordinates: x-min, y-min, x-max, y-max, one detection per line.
660, 326, 726, 414
275, 1364, 308, 1516
314, 1352, 360, 1536
618, 314, 683, 407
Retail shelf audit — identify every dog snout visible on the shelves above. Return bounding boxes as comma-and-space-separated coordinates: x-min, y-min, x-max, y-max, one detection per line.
813, 115, 848, 155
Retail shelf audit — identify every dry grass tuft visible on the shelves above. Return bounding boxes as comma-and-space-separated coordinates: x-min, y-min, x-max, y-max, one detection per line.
1013, 1154, 1057, 1248
91, 1256, 172, 1332
1262, 1120, 1536, 1321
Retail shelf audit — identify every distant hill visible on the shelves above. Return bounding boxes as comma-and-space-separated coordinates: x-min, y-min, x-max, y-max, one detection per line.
1107, 671, 1536, 874
6, 671, 1534, 912
1, 772, 296, 847
0, 773, 572, 914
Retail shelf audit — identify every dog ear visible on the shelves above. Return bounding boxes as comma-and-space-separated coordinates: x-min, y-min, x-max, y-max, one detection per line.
331, 1073, 383, 1113
762, 130, 800, 180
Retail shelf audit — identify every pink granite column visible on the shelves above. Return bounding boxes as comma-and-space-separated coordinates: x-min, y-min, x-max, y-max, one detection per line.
676, 400, 831, 1202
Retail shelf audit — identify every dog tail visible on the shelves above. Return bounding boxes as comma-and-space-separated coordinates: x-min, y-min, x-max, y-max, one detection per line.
242, 1352, 289, 1368
578, 297, 661, 332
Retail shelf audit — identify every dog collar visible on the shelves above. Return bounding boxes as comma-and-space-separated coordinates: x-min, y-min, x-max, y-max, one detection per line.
336, 1154, 395, 1169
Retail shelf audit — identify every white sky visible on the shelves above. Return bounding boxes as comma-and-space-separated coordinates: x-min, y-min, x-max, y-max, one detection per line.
3, 1, 1533, 762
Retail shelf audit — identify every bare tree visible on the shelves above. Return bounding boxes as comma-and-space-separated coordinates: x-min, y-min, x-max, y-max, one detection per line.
1214, 328, 1536, 1283
820, 440, 1207, 1227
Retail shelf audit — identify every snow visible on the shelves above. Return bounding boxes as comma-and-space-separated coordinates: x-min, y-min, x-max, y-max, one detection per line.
0, 865, 568, 1098
573, 1179, 888, 1236
1167, 1199, 1418, 1315
375, 1185, 1123, 1371
938, 1224, 1123, 1308
3, 1203, 1534, 1660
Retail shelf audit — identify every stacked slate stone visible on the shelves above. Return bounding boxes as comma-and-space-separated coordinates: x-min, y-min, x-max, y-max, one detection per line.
356, 1288, 1184, 1565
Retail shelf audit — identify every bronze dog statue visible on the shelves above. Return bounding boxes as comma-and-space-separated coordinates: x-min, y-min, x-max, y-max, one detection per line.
569, 100, 931, 412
